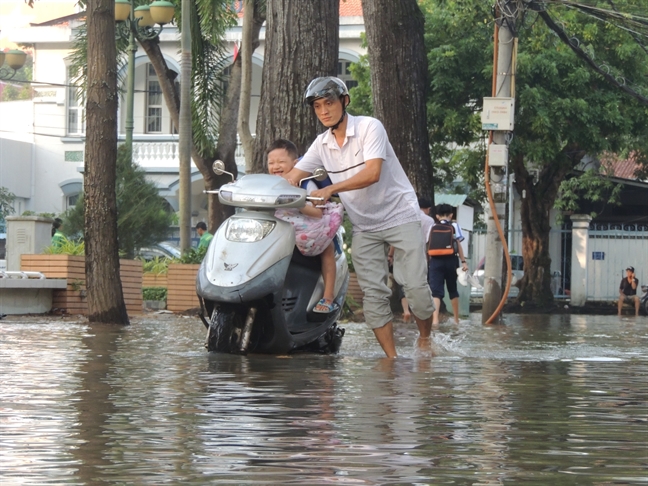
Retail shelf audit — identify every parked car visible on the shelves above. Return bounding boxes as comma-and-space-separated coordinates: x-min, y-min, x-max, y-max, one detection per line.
135, 242, 181, 261
471, 255, 524, 298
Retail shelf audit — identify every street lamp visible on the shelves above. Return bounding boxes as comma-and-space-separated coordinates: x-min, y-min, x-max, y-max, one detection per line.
114, 0, 175, 155
0, 49, 27, 81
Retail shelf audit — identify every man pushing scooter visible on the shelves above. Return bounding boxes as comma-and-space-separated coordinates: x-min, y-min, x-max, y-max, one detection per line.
285, 76, 435, 358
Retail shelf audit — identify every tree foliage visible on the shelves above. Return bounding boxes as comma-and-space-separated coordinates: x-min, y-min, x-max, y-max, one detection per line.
65, 144, 174, 258
419, 0, 648, 305
0, 187, 16, 220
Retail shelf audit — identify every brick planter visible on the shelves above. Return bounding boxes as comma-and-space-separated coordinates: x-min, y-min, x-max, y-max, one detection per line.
166, 263, 200, 312
142, 272, 168, 288
20, 254, 143, 316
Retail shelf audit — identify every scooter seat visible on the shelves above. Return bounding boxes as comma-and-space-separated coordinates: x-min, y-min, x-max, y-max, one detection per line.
290, 246, 321, 271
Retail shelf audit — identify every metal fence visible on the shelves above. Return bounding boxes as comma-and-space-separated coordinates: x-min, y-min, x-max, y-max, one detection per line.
470, 227, 570, 299
469, 223, 648, 301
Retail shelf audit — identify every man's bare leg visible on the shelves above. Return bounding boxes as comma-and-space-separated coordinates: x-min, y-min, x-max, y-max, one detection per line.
635, 296, 640, 316
414, 314, 432, 349
618, 293, 624, 316
373, 321, 397, 358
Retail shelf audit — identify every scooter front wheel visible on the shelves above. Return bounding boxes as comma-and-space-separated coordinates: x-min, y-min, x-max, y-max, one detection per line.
207, 308, 244, 353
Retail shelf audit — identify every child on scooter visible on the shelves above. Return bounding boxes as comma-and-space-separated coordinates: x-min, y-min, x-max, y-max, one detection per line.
266, 139, 343, 313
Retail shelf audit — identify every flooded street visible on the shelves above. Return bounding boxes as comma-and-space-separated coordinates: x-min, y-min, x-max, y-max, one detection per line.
1, 313, 646, 485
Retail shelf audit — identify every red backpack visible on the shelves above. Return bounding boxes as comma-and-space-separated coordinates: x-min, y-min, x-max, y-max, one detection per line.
427, 222, 457, 257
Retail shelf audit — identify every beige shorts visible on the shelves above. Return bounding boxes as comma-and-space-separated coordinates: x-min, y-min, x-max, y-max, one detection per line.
352, 221, 435, 329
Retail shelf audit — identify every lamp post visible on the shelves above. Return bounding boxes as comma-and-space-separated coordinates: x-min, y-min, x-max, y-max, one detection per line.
0, 49, 27, 81
114, 0, 175, 155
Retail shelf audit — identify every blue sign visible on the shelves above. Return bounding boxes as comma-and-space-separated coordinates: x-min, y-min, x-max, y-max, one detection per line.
592, 251, 605, 260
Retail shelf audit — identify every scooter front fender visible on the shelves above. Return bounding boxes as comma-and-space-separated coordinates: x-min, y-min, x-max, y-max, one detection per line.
197, 255, 291, 303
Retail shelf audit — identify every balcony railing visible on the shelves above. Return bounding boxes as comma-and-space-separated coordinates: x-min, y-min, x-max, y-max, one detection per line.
132, 137, 250, 169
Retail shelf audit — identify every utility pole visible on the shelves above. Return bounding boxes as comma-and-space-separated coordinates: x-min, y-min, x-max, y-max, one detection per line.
482, 3, 518, 324
178, 0, 192, 252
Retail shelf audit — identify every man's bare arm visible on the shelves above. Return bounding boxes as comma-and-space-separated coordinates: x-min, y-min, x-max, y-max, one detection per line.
311, 158, 383, 200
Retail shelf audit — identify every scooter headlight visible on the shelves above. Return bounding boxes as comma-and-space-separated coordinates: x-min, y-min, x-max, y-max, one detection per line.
225, 218, 276, 242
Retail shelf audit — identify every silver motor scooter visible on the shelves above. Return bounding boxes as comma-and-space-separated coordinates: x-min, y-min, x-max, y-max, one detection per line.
196, 161, 348, 355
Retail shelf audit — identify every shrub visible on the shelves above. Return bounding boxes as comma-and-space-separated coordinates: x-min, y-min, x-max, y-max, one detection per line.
142, 287, 167, 302
42, 238, 85, 255
141, 256, 170, 274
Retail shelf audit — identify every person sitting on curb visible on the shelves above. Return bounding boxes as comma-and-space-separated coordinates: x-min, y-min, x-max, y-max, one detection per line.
618, 266, 640, 317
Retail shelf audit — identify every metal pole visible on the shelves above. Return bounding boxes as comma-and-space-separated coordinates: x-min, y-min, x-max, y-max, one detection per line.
482, 10, 515, 324
178, 0, 192, 252
124, 1, 137, 154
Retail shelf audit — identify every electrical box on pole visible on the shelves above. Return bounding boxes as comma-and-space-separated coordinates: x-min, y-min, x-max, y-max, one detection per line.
481, 97, 515, 131
488, 144, 508, 167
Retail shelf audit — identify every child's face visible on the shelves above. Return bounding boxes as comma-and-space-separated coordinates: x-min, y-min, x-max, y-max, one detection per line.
267, 148, 296, 176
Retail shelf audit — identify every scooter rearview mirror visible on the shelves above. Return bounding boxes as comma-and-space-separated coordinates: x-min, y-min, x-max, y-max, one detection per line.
212, 160, 235, 181
313, 167, 328, 181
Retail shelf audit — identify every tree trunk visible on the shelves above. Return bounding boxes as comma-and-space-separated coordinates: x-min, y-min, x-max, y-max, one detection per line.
252, 0, 339, 173
83, 0, 129, 324
512, 149, 583, 306
362, 0, 434, 200
238, 0, 265, 173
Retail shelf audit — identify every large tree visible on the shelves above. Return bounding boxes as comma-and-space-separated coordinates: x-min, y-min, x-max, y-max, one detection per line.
420, 0, 648, 306
251, 0, 339, 173
83, 0, 129, 324
362, 0, 434, 200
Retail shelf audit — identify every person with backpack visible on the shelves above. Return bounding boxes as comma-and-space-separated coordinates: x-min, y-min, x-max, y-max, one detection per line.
268, 138, 344, 313
284, 76, 435, 357
427, 204, 469, 325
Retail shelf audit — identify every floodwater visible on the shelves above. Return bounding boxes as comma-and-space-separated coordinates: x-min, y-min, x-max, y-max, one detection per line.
1, 313, 646, 485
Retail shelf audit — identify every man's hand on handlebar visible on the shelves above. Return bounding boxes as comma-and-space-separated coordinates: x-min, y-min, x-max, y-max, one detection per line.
311, 186, 335, 202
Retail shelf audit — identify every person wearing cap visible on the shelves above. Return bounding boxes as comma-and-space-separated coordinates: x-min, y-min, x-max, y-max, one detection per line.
618, 266, 640, 317
285, 76, 435, 358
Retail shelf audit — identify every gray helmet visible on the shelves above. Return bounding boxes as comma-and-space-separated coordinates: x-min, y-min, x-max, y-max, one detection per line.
304, 76, 350, 106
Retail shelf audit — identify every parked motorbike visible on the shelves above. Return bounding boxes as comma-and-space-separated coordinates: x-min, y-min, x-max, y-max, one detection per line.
641, 285, 648, 316
196, 161, 348, 355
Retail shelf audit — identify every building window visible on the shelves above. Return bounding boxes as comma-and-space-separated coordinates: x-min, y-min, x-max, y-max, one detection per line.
67, 66, 85, 135
67, 194, 80, 208
338, 60, 358, 90
146, 64, 163, 133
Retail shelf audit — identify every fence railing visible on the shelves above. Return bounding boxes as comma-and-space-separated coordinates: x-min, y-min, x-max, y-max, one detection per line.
468, 224, 648, 301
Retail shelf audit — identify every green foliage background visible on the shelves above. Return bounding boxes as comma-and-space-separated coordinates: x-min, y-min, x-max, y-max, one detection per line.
64, 144, 174, 258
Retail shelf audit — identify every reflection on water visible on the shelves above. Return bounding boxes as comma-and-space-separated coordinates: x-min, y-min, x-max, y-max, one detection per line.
1, 313, 646, 485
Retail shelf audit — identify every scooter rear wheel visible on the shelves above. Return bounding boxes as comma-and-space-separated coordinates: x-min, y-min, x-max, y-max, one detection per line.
207, 308, 244, 353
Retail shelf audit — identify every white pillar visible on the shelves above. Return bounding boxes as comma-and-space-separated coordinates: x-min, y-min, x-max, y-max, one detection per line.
5, 216, 54, 271
570, 214, 592, 307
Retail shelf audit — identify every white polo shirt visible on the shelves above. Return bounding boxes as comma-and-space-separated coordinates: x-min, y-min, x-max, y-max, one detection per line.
296, 114, 420, 233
